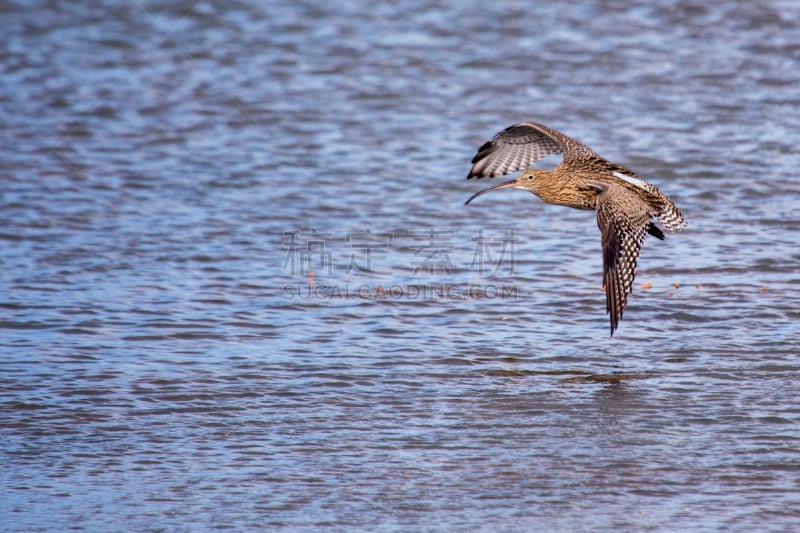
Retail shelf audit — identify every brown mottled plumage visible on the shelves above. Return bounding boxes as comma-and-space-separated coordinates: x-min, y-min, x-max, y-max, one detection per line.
464, 121, 686, 336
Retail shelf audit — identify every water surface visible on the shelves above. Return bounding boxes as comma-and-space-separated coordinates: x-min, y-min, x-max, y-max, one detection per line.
2, 1, 799, 530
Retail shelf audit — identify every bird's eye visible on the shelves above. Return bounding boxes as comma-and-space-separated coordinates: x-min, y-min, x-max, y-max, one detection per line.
527, 175, 533, 180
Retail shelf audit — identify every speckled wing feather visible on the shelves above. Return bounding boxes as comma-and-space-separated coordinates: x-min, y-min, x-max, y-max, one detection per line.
466, 121, 597, 179
595, 187, 653, 336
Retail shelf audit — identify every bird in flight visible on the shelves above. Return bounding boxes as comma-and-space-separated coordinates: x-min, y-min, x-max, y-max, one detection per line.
464, 121, 686, 336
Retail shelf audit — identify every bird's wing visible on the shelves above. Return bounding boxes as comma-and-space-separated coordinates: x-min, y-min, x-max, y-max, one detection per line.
466, 121, 598, 179
595, 186, 653, 336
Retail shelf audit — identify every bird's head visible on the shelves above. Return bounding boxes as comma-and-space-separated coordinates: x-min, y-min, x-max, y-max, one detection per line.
464, 169, 547, 205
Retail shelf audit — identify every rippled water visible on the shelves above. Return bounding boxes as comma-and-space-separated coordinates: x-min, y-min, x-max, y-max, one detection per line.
2, 1, 800, 530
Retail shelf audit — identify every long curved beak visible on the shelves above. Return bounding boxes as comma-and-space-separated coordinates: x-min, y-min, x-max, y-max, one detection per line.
464, 179, 518, 205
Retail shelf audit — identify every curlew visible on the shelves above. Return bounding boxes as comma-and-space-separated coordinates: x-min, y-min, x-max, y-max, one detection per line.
464, 121, 686, 336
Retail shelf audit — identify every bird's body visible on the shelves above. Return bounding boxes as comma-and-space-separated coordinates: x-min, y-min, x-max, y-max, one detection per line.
464, 121, 686, 336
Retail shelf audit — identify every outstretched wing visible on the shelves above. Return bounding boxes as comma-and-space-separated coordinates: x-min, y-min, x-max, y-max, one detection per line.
595, 186, 654, 336
466, 121, 597, 179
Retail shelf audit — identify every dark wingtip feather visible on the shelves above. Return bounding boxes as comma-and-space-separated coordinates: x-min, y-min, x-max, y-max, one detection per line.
647, 223, 665, 240
471, 141, 494, 163
610, 309, 621, 337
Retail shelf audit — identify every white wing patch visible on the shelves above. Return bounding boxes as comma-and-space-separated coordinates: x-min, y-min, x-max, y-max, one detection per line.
611, 170, 649, 191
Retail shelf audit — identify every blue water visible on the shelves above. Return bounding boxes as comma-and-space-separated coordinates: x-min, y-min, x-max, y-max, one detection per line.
2, 1, 799, 531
